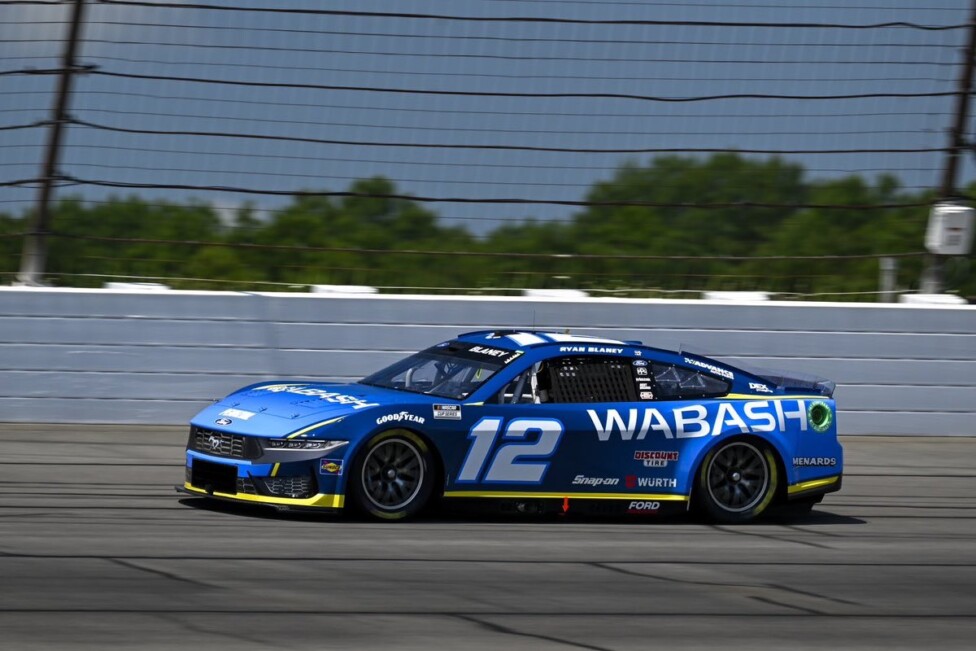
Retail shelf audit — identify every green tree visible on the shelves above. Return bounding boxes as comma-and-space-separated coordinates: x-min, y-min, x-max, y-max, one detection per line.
3, 158, 965, 299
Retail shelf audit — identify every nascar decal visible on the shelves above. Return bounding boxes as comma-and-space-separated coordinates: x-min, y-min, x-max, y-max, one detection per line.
588, 400, 808, 440
255, 384, 380, 410
457, 417, 564, 484
433, 404, 462, 420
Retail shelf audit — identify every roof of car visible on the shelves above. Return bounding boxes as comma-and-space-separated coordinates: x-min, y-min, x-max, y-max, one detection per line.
456, 330, 641, 350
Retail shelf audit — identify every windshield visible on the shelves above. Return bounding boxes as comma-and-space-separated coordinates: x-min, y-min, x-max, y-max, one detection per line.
360, 342, 519, 399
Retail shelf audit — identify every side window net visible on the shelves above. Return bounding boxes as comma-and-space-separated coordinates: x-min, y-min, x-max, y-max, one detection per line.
548, 357, 637, 403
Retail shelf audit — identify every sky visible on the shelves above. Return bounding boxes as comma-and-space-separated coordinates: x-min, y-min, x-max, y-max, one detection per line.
2, 0, 974, 235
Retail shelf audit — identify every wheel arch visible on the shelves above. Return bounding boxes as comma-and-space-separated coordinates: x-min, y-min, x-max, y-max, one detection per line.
688, 432, 789, 509
345, 426, 446, 505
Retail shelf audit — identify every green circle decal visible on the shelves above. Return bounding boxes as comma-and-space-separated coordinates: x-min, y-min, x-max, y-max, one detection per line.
807, 400, 833, 433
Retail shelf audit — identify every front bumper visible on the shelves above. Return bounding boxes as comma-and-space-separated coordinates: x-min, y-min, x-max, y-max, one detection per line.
176, 482, 344, 511
182, 448, 347, 511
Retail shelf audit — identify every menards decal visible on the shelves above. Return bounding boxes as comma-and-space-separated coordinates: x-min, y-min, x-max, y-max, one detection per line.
587, 400, 808, 440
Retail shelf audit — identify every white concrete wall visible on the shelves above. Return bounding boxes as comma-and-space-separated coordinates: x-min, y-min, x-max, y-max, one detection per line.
1, 287, 974, 434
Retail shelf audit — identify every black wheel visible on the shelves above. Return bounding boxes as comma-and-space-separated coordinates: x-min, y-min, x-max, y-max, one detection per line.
349, 431, 434, 521
696, 439, 779, 523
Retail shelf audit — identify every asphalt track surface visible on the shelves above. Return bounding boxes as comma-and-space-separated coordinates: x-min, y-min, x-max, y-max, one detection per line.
1, 425, 974, 650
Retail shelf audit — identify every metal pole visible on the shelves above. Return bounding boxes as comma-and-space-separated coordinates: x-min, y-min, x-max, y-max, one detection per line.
940, 0, 976, 198
879, 256, 897, 303
925, 0, 976, 294
16, 0, 87, 286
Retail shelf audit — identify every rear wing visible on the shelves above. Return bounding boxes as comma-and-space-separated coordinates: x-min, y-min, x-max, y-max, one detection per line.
676, 347, 836, 398
753, 371, 835, 398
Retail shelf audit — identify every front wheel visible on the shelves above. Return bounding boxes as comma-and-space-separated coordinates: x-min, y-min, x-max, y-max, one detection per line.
349, 431, 434, 521
696, 439, 779, 523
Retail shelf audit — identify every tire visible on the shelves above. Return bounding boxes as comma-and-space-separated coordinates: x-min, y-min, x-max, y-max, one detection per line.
696, 439, 779, 523
349, 431, 434, 521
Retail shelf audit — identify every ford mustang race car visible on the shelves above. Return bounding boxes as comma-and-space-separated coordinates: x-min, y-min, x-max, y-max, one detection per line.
178, 331, 842, 522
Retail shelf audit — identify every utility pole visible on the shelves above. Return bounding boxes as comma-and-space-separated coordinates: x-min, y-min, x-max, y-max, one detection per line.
16, 0, 87, 286
924, 0, 976, 294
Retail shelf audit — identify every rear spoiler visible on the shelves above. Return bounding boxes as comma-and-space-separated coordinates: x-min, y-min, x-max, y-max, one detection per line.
684, 349, 836, 398
754, 371, 835, 398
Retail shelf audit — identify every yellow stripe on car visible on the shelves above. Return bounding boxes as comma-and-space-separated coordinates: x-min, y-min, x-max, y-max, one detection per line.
788, 475, 840, 495
725, 394, 825, 400
182, 482, 344, 508
286, 416, 345, 439
443, 490, 688, 501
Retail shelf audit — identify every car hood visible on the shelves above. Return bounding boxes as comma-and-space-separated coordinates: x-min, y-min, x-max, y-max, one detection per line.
191, 381, 431, 437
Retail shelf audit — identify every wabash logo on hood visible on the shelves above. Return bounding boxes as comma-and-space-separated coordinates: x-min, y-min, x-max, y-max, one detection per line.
255, 384, 380, 410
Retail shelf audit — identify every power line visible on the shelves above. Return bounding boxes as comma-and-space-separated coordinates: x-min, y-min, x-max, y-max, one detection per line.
65, 107, 946, 138
72, 40, 961, 66
74, 70, 961, 103
57, 161, 623, 188
57, 90, 955, 120
480, 0, 965, 11
93, 1, 968, 30
77, 54, 955, 85
38, 175, 936, 210
81, 19, 964, 48
35, 142, 947, 177
67, 117, 949, 155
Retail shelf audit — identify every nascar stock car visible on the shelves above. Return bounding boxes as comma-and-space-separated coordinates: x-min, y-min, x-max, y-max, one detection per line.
178, 330, 842, 523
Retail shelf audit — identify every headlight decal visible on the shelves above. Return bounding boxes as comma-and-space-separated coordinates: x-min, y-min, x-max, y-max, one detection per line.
264, 439, 349, 452
285, 416, 346, 439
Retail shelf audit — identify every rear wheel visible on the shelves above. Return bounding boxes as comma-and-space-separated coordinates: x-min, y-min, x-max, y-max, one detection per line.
350, 431, 433, 521
696, 439, 779, 523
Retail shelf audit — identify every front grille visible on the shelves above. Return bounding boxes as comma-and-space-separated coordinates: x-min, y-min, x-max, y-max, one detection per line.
236, 477, 258, 495
192, 428, 245, 458
188, 427, 260, 459
260, 475, 315, 499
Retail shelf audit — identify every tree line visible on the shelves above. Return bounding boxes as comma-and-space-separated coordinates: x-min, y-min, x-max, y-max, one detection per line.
1, 154, 973, 299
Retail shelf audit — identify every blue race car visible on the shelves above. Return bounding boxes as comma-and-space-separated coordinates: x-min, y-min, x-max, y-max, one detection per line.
179, 330, 842, 523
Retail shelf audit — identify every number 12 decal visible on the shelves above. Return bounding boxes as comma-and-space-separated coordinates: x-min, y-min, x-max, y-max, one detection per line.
457, 417, 564, 484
